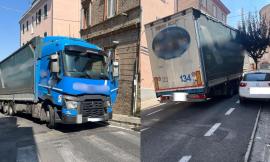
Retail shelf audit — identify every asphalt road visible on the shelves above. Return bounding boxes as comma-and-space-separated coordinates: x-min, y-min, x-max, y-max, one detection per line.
0, 113, 140, 162
141, 95, 262, 162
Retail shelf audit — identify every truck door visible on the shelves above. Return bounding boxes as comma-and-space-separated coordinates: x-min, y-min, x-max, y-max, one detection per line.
106, 49, 119, 106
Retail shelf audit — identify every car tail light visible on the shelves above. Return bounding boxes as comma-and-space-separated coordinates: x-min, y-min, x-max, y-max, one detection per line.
240, 82, 247, 87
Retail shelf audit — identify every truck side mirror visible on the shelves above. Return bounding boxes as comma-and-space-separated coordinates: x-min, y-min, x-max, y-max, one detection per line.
113, 61, 119, 77
50, 54, 60, 73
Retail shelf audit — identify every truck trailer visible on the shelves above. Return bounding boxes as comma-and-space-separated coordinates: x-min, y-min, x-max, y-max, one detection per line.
0, 36, 119, 128
145, 8, 245, 102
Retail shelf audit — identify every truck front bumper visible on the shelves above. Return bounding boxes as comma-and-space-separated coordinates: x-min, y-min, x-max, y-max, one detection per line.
62, 112, 112, 124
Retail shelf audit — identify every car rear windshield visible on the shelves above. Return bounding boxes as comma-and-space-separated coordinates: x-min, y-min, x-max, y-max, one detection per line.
243, 73, 270, 81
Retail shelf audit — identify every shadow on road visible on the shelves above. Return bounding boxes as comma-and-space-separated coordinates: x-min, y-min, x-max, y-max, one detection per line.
55, 121, 109, 133
0, 115, 38, 162
14, 112, 109, 133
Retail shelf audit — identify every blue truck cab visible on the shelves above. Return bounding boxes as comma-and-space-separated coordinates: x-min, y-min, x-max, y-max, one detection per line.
0, 36, 119, 128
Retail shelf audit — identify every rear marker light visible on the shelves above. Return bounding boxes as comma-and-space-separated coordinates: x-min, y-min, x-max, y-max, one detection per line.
240, 82, 247, 87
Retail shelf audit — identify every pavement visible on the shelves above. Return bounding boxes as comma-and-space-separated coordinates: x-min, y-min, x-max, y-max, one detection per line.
0, 112, 140, 162
250, 102, 270, 162
141, 95, 262, 162
141, 88, 161, 110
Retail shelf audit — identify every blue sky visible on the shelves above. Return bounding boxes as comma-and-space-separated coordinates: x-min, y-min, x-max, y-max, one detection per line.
1, 0, 270, 61
223, 0, 270, 27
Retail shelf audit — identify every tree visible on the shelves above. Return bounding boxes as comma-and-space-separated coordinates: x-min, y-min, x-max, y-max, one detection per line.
238, 12, 270, 69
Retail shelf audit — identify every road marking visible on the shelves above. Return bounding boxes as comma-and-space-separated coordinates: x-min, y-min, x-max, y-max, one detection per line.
16, 145, 39, 162
140, 127, 150, 132
244, 106, 262, 162
179, 155, 192, 162
225, 108, 235, 116
146, 109, 163, 116
146, 103, 166, 109
204, 123, 221, 137
84, 135, 139, 162
236, 100, 240, 104
108, 125, 135, 132
111, 131, 140, 145
54, 139, 87, 162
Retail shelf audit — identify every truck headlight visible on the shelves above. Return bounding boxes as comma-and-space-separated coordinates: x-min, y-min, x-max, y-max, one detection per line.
106, 100, 111, 107
66, 101, 78, 109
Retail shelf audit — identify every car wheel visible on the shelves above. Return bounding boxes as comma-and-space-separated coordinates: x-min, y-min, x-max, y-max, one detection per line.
46, 105, 56, 129
239, 97, 245, 104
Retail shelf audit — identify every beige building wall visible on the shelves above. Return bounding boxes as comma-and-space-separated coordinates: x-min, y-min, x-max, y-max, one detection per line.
20, 0, 80, 46
53, 0, 80, 38
140, 0, 174, 100
20, 0, 53, 46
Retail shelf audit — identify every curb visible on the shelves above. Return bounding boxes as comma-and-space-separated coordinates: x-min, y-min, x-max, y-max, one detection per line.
109, 114, 141, 130
244, 105, 262, 162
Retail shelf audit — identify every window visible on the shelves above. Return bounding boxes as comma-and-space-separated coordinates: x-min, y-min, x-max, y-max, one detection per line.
22, 24, 25, 34
107, 0, 116, 18
31, 16, 34, 34
243, 73, 270, 81
201, 0, 207, 8
26, 21, 29, 31
81, 3, 92, 29
38, 9, 42, 23
213, 5, 217, 17
36, 12, 38, 24
44, 32, 47, 37
44, 4, 48, 18
222, 13, 225, 22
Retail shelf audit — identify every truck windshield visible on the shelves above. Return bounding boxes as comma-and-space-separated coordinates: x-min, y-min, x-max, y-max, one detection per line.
63, 51, 109, 80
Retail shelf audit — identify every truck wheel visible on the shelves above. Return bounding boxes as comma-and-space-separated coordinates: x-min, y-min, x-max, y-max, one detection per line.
3, 104, 8, 114
46, 105, 56, 129
8, 104, 14, 116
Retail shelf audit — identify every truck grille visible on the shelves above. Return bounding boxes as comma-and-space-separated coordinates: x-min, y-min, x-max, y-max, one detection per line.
80, 100, 105, 118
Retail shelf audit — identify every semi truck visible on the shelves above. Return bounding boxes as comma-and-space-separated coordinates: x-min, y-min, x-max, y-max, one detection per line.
145, 8, 245, 102
0, 36, 119, 128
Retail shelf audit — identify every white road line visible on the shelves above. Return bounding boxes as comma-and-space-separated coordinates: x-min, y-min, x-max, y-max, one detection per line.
16, 145, 39, 162
236, 100, 240, 104
225, 108, 236, 116
84, 135, 139, 162
204, 123, 221, 137
179, 155, 192, 162
140, 127, 150, 132
146, 109, 163, 116
108, 125, 136, 132
146, 103, 166, 109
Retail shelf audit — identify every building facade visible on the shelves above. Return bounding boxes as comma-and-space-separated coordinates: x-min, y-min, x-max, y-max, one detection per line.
259, 4, 270, 69
175, 0, 230, 24
80, 0, 140, 116
140, 0, 175, 103
20, 0, 81, 46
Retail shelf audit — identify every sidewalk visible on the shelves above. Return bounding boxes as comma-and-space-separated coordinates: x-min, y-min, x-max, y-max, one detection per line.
249, 106, 270, 162
109, 114, 141, 130
141, 88, 161, 109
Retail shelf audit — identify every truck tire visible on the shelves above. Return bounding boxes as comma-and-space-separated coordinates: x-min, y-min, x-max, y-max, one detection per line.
46, 105, 56, 129
8, 104, 14, 116
3, 104, 8, 114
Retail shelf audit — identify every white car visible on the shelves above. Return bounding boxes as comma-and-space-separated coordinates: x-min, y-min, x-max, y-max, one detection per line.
239, 70, 270, 103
